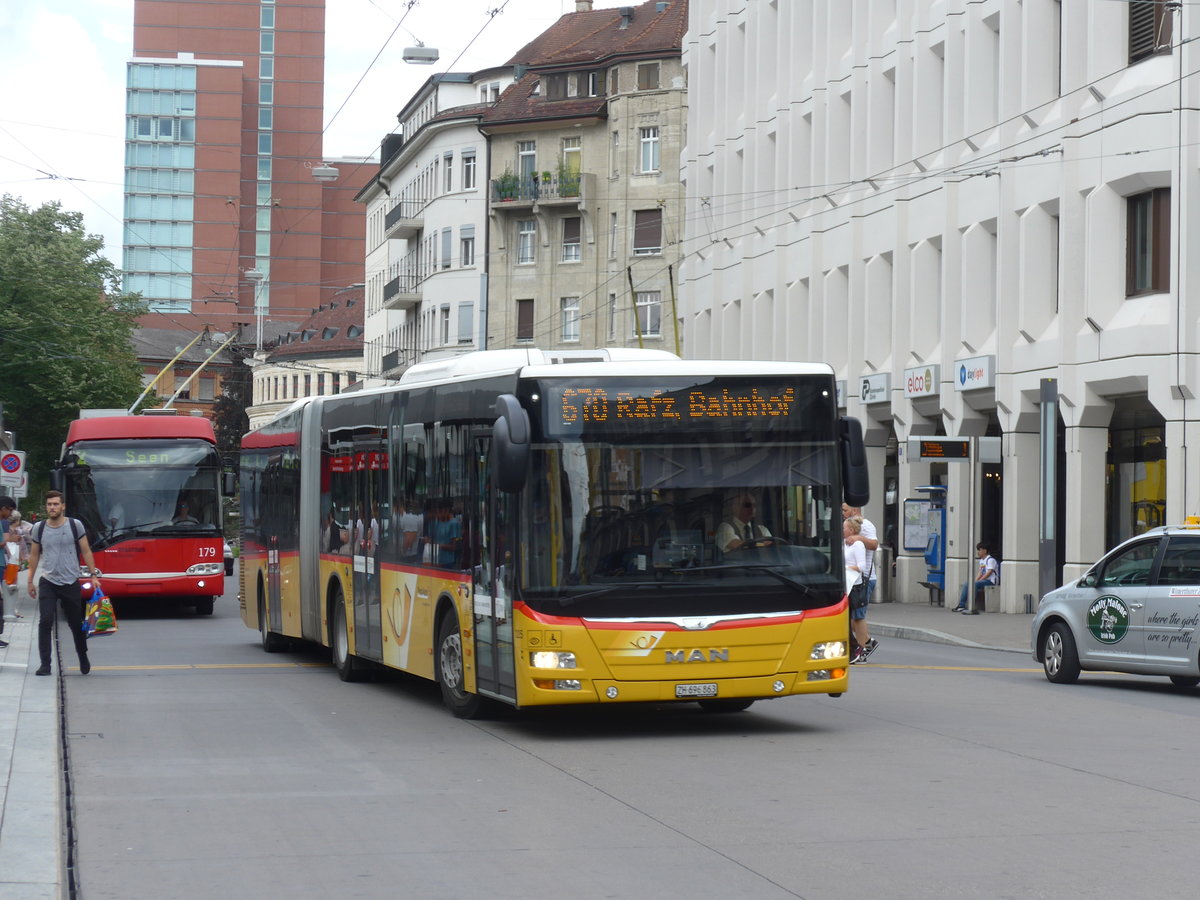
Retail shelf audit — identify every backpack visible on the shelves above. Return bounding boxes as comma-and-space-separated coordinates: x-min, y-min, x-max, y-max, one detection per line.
32, 517, 85, 563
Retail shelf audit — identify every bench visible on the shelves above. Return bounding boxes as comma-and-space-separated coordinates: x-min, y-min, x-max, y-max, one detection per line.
918, 581, 944, 607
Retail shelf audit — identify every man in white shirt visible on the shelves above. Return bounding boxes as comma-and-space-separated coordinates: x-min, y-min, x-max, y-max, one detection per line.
842, 504, 879, 660
716, 494, 772, 553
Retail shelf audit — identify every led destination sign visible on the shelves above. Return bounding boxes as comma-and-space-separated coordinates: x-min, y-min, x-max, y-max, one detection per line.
559, 386, 797, 425
539, 377, 830, 439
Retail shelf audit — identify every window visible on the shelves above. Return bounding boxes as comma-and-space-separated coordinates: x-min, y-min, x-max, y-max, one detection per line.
1126, 188, 1170, 296
561, 217, 581, 262
588, 71, 602, 97
609, 212, 618, 258
608, 292, 618, 338
517, 141, 537, 181
637, 62, 660, 91
462, 152, 476, 189
458, 302, 474, 344
517, 219, 536, 264
258, 133, 272, 155
260, 57, 274, 79
635, 291, 662, 337
441, 228, 452, 269
261, 7, 275, 27
561, 297, 581, 342
633, 209, 663, 255
611, 130, 620, 177
1098, 539, 1158, 587
1129, 0, 1173, 63
443, 152, 453, 192
639, 126, 660, 173
460, 225, 475, 267
1157, 537, 1200, 586
562, 136, 581, 179
490, 83, 500, 102
258, 108, 272, 129
609, 67, 620, 95
440, 306, 451, 345
259, 82, 273, 104
260, 32, 274, 54
516, 299, 535, 341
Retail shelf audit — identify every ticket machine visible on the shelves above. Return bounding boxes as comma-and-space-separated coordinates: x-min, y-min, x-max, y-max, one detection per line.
904, 486, 947, 605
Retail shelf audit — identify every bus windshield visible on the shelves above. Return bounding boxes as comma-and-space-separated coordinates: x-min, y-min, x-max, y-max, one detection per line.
62, 440, 223, 547
517, 438, 842, 618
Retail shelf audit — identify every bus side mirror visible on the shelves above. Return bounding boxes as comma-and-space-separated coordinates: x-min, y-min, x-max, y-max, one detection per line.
223, 472, 237, 496
493, 394, 530, 493
840, 416, 870, 507
50, 468, 64, 492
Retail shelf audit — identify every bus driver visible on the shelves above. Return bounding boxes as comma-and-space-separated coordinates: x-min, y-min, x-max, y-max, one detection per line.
716, 494, 772, 553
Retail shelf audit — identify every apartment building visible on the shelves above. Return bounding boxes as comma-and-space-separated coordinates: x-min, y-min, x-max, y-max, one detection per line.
682, 0, 1194, 609
483, 0, 688, 353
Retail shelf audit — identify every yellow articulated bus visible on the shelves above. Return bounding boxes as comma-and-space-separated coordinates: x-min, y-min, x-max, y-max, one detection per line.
239, 349, 869, 717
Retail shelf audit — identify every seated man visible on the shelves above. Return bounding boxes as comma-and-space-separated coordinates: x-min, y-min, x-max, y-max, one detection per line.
716, 494, 772, 553
953, 542, 999, 612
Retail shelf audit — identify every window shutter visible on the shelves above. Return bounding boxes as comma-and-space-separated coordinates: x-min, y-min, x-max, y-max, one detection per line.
633, 209, 663, 252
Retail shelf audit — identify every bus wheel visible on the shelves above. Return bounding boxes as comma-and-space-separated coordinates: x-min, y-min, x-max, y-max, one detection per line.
258, 590, 286, 653
332, 592, 364, 682
437, 609, 481, 718
195, 597, 214, 616
698, 699, 755, 713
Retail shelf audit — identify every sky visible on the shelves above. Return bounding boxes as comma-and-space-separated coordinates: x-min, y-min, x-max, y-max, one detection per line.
0, 0, 608, 267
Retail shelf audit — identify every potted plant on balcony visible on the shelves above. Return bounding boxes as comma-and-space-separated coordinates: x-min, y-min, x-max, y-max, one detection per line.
494, 168, 519, 201
556, 161, 580, 198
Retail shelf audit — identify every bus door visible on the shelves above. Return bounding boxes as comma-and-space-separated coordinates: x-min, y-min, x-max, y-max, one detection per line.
471, 434, 516, 701
351, 439, 386, 661
265, 456, 284, 634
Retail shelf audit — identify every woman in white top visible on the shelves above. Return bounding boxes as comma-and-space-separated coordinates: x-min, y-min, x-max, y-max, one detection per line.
844, 516, 875, 661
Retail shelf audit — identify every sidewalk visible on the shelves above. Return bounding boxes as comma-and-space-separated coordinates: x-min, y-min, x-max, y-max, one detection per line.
0, 597, 1033, 900
0, 594, 61, 900
869, 599, 1034, 654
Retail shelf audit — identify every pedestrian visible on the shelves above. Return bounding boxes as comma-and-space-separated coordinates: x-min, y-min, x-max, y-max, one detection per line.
0, 495, 14, 648
26, 490, 102, 676
953, 542, 999, 612
844, 516, 876, 662
842, 503, 879, 660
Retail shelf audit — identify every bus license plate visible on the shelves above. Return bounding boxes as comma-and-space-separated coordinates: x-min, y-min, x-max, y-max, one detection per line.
675, 683, 718, 698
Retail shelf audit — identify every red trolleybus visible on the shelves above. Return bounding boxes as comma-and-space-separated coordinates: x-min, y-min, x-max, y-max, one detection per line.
52, 413, 232, 614
240, 349, 869, 716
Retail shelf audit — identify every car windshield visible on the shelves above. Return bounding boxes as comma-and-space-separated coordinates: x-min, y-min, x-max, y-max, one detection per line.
516, 441, 843, 618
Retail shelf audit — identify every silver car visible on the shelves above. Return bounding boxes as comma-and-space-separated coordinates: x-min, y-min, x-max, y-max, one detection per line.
1032, 526, 1200, 688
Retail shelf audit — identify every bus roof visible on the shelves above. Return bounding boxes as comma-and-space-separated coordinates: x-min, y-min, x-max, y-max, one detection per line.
397, 349, 835, 388
66, 415, 217, 445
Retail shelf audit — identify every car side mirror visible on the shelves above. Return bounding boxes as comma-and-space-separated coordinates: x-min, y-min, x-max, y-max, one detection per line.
1079, 573, 1098, 588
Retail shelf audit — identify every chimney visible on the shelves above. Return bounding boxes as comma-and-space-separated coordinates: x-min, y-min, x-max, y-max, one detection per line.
619, 7, 634, 28
575, 0, 592, 10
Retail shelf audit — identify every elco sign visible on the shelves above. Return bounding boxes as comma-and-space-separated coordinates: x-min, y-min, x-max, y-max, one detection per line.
903, 365, 940, 399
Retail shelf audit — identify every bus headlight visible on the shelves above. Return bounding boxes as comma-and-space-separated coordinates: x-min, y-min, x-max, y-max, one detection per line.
811, 641, 847, 660
531, 651, 577, 669
187, 563, 224, 576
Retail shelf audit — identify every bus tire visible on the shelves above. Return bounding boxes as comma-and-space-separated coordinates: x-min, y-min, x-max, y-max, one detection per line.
698, 699, 755, 713
258, 589, 286, 653
437, 608, 481, 718
332, 592, 365, 682
195, 597, 214, 616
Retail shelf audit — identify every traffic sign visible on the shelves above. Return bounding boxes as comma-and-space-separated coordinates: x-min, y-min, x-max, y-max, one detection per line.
0, 450, 24, 488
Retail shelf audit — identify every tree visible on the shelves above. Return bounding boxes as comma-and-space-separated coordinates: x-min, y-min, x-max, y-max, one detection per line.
213, 338, 252, 477
0, 196, 146, 497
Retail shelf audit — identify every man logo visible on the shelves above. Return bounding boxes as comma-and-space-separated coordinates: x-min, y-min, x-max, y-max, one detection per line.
665, 649, 730, 663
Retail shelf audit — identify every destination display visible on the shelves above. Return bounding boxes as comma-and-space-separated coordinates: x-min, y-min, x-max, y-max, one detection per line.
538, 377, 831, 439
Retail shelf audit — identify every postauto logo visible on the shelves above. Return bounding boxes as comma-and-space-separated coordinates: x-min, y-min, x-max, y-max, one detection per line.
959, 363, 986, 387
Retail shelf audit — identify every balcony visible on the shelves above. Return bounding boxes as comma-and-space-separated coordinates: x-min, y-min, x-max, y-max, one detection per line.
490, 172, 591, 212
382, 272, 421, 311
383, 199, 423, 241
381, 347, 417, 378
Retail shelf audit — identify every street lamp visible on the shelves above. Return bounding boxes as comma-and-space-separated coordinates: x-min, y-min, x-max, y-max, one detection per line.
309, 162, 340, 182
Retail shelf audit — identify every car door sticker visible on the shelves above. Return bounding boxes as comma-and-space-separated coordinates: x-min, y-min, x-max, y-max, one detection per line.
1088, 596, 1129, 644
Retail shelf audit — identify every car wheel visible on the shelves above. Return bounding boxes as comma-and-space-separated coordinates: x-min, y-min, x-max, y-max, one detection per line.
1169, 675, 1200, 688
258, 588, 286, 653
331, 591, 364, 682
1042, 623, 1081, 684
698, 699, 755, 713
437, 608, 481, 718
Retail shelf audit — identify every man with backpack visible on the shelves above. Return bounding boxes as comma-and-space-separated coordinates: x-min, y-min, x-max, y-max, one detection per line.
26, 490, 102, 676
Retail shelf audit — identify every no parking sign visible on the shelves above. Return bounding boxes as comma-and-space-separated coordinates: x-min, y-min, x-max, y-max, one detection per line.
0, 450, 24, 488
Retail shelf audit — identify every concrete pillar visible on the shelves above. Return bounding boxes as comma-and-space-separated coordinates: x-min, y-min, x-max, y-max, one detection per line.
1165, 418, 1200, 521
944, 459, 973, 602
1000, 430, 1039, 613
1063, 425, 1108, 583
